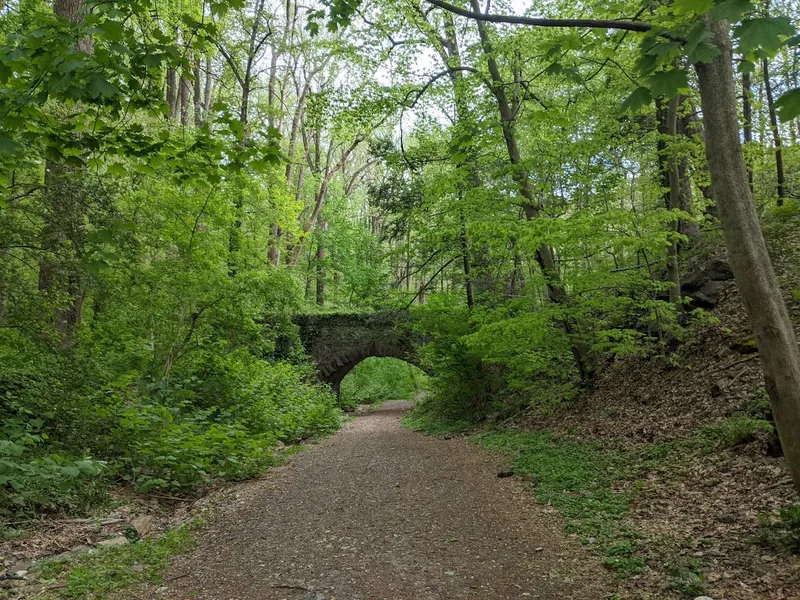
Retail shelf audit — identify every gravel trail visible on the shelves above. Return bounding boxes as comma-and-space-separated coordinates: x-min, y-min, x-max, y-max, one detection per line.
162, 401, 609, 599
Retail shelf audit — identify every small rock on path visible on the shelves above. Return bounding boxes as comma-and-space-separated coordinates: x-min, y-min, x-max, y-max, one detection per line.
162, 401, 609, 599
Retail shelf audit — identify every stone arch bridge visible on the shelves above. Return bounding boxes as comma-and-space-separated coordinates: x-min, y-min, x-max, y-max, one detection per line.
293, 311, 424, 394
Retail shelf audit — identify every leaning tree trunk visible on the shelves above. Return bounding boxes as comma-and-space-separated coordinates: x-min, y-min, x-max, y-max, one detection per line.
696, 17, 800, 494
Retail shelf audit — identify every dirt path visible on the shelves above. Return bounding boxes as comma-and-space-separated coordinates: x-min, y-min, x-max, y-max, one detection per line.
160, 401, 609, 599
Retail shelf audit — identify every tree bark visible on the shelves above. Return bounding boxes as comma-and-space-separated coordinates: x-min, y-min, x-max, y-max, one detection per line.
54, 0, 91, 53
203, 55, 213, 118
316, 233, 326, 306
193, 57, 202, 127
43, 0, 90, 348
657, 96, 683, 304
440, 10, 477, 309
180, 70, 191, 127
166, 68, 178, 120
268, 225, 281, 266
460, 212, 474, 309
742, 70, 754, 191
665, 95, 682, 304
695, 17, 800, 494
762, 58, 786, 205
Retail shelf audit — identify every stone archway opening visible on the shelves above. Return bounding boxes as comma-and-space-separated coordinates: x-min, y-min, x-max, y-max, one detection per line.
339, 357, 429, 409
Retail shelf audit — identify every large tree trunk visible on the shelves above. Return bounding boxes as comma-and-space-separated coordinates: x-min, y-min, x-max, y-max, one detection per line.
762, 58, 786, 205
695, 17, 800, 494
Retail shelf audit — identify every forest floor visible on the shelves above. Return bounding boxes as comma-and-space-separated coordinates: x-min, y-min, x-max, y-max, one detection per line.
134, 400, 611, 600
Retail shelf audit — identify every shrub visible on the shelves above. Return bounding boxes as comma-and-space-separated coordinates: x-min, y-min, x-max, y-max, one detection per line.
698, 416, 775, 448
0, 417, 105, 516
756, 503, 800, 552
111, 405, 277, 493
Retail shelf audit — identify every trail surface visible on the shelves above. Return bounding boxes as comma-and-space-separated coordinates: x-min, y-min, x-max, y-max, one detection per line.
161, 401, 608, 599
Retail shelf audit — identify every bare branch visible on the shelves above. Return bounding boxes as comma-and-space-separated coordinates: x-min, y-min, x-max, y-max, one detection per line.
425, 0, 653, 33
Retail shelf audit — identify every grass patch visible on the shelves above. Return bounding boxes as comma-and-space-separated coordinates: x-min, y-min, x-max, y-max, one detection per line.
28, 520, 201, 599
400, 409, 473, 436
755, 503, 800, 552
696, 415, 774, 448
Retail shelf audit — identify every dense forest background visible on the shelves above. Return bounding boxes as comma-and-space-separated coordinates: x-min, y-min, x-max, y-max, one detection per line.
1, 0, 800, 522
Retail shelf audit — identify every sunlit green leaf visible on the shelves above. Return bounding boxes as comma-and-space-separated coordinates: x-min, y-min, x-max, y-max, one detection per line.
775, 88, 800, 121
621, 87, 653, 112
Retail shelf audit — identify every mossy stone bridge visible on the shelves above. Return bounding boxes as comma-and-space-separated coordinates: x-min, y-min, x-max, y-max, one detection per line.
293, 312, 423, 394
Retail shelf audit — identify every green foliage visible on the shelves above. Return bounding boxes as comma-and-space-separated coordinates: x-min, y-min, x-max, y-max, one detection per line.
400, 400, 474, 436
666, 558, 707, 597
776, 88, 800, 122
339, 357, 427, 408
0, 415, 106, 516
697, 416, 775, 448
756, 504, 800, 552
111, 405, 277, 493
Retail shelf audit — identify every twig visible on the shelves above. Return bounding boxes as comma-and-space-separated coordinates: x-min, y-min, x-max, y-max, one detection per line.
55, 518, 127, 525
708, 354, 758, 376
271, 584, 311, 591
151, 493, 194, 502
728, 368, 749, 387
763, 477, 793, 491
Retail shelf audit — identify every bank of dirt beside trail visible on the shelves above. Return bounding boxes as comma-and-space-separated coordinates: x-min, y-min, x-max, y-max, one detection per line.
151, 401, 610, 600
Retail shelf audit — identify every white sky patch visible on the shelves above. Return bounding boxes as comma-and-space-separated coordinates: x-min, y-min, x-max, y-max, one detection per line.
383, 0, 534, 135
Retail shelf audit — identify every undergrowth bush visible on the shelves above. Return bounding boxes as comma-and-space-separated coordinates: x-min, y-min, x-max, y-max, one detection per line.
697, 415, 775, 448
0, 416, 106, 515
0, 324, 340, 514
